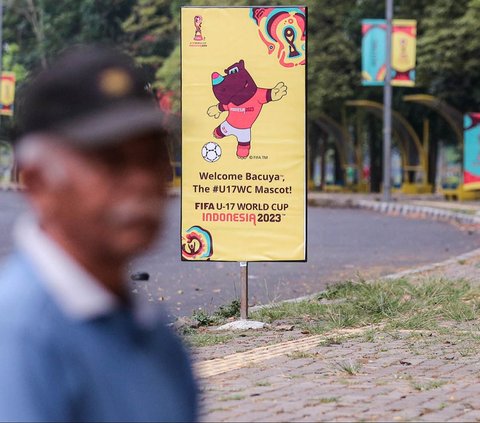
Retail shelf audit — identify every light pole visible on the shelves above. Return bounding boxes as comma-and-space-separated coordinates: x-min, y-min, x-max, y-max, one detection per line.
382, 0, 393, 202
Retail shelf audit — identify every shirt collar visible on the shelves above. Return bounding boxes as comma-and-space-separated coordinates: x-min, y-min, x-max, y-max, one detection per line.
14, 215, 120, 320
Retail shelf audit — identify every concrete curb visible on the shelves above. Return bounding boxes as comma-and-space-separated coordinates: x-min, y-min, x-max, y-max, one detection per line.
308, 195, 480, 225
356, 199, 480, 225
382, 247, 480, 280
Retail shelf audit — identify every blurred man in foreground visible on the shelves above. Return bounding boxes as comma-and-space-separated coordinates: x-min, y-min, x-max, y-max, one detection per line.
0, 46, 197, 422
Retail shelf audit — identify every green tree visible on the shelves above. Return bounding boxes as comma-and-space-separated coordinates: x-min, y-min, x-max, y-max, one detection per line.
2, 43, 28, 83
122, 0, 184, 82
307, 0, 358, 120
4, 0, 134, 71
416, 0, 480, 111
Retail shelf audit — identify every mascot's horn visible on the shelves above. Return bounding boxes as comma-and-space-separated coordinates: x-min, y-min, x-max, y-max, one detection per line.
211, 72, 224, 86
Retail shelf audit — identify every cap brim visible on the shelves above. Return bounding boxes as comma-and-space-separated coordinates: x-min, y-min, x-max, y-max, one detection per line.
55, 100, 170, 148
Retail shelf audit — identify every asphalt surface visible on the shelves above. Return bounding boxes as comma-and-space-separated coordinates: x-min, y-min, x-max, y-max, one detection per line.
2, 191, 479, 319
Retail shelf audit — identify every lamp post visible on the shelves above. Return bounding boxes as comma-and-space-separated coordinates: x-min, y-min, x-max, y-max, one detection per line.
382, 0, 393, 202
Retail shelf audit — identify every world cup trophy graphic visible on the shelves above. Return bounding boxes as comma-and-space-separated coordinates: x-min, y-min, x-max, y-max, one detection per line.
194, 15, 203, 41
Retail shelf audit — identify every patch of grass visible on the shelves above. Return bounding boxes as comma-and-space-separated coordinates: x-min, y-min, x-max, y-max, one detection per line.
363, 328, 376, 342
318, 281, 360, 300
411, 379, 446, 391
305, 397, 338, 407
284, 373, 304, 379
254, 381, 271, 387
386, 311, 439, 330
318, 336, 344, 346
458, 346, 477, 357
252, 301, 329, 324
184, 332, 235, 347
216, 299, 240, 319
335, 359, 362, 375
323, 304, 358, 328
192, 299, 240, 327
219, 394, 245, 401
208, 407, 232, 413
443, 302, 477, 321
192, 310, 217, 327
458, 259, 467, 265
287, 350, 317, 359
250, 278, 480, 332
319, 397, 339, 404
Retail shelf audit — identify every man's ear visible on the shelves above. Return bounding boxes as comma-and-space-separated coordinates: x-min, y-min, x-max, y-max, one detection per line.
21, 155, 68, 199
21, 158, 72, 225
20, 162, 44, 194
19, 162, 53, 222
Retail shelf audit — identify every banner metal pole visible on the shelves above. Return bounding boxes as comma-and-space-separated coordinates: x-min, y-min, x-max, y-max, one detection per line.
240, 261, 248, 320
383, 0, 393, 202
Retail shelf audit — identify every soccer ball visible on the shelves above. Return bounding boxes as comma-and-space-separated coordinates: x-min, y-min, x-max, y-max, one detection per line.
201, 142, 222, 162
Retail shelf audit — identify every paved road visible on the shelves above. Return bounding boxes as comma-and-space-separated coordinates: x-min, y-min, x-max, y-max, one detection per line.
1, 191, 479, 318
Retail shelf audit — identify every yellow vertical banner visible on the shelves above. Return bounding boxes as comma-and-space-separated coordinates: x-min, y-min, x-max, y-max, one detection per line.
391, 19, 416, 87
181, 7, 307, 262
0, 72, 16, 116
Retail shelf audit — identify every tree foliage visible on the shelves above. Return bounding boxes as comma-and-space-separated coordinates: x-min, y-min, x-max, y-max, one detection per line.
3, 0, 480, 121
4, 0, 133, 72
417, 0, 480, 111
122, 0, 183, 82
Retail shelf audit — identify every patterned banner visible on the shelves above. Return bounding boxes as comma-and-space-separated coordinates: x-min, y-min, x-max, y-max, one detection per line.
181, 6, 307, 261
464, 113, 480, 191
362, 19, 416, 87
0, 72, 16, 116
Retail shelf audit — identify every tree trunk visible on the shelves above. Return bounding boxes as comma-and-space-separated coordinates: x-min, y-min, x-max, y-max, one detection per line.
369, 115, 383, 192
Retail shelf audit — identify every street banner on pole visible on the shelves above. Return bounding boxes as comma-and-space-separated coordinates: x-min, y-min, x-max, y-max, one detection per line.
361, 19, 386, 86
181, 6, 307, 261
464, 113, 480, 191
362, 19, 416, 87
0, 72, 15, 116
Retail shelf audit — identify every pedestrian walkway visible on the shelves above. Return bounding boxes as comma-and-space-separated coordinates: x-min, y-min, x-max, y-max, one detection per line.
191, 248, 480, 422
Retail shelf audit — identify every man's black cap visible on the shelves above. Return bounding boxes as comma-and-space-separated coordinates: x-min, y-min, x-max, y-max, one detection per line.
17, 45, 168, 147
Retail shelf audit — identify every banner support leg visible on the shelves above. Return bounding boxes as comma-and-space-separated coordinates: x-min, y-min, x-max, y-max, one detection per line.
240, 261, 248, 320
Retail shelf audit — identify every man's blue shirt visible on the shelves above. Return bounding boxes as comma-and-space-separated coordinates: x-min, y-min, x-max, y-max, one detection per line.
0, 253, 197, 422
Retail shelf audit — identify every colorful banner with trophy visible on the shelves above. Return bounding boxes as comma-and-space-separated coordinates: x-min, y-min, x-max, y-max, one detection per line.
362, 19, 416, 87
0, 72, 16, 116
464, 113, 480, 191
181, 6, 307, 261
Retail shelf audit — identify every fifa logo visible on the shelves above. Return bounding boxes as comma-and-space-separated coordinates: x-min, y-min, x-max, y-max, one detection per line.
194, 15, 203, 41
